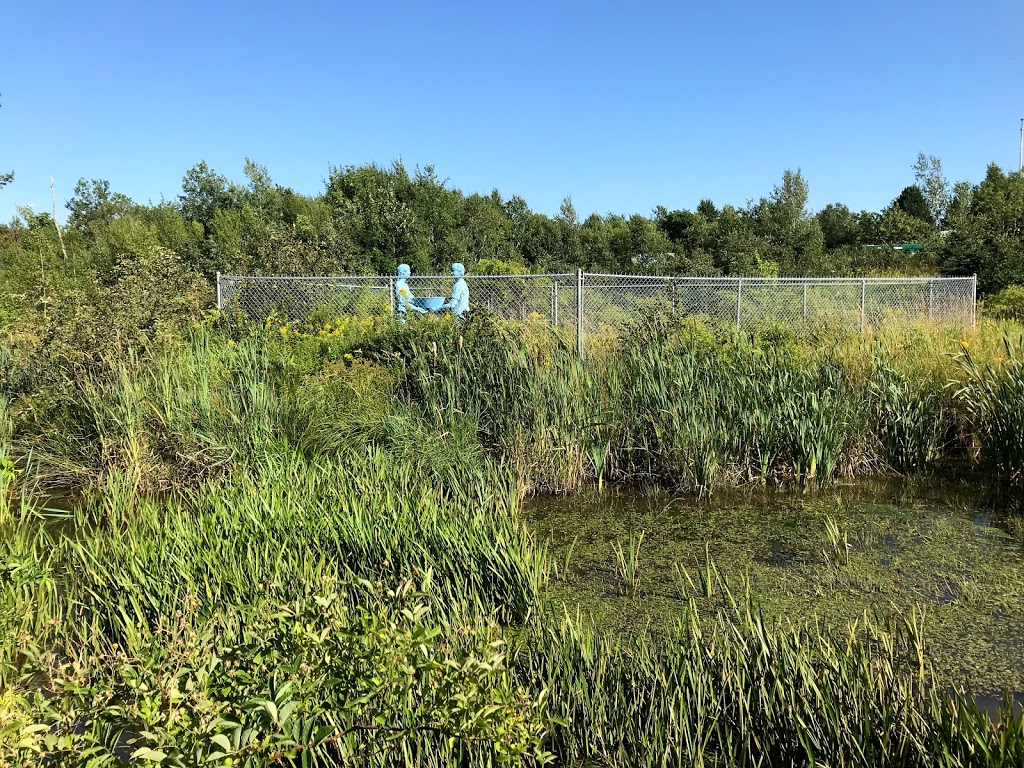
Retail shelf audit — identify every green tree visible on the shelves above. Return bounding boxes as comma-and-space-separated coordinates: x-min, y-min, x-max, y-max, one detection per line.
66, 179, 135, 231
944, 180, 974, 234
749, 169, 825, 275
463, 192, 516, 268
502, 195, 532, 258
725, 231, 776, 276
817, 203, 859, 249
410, 166, 467, 268
625, 214, 673, 273
892, 185, 934, 225
90, 216, 166, 281
325, 162, 430, 273
877, 205, 933, 246
579, 213, 613, 271
654, 206, 722, 273
135, 202, 205, 273
518, 211, 563, 271
913, 153, 950, 227
941, 164, 1024, 293
557, 196, 582, 267
696, 198, 719, 220
180, 161, 240, 234
653, 206, 699, 245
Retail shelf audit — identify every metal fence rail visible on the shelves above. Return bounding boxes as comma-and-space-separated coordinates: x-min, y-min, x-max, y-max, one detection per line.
218, 271, 977, 350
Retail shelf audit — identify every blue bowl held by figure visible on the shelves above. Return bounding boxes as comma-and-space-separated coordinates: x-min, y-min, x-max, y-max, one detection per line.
413, 296, 446, 312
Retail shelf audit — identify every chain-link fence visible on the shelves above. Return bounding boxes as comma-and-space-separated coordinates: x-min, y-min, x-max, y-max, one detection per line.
218, 272, 977, 351
218, 273, 581, 329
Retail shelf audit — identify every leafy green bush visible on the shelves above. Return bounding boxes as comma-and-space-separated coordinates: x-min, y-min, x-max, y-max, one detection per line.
3, 580, 553, 767
985, 285, 1024, 319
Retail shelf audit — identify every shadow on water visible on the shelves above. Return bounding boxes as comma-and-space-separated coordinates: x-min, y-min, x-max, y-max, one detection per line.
973, 691, 1024, 721
526, 476, 1024, 699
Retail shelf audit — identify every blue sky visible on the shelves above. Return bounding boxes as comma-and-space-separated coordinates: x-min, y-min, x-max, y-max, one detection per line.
2, 0, 1021, 223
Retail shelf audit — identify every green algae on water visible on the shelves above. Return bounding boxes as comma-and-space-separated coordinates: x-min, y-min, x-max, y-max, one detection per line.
527, 478, 1024, 695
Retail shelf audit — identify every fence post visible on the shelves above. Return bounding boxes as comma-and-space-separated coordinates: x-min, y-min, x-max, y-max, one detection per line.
216, 272, 222, 311
972, 274, 977, 328
669, 278, 677, 316
860, 278, 866, 332
553, 281, 560, 327
736, 278, 742, 331
928, 279, 934, 322
803, 282, 807, 323
388, 278, 395, 314
576, 269, 585, 357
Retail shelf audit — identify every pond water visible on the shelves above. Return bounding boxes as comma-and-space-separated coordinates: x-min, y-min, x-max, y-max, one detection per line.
526, 478, 1024, 697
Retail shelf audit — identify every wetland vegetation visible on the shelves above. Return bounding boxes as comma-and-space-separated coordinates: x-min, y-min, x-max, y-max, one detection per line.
1, 308, 1024, 766
2, 153, 1024, 766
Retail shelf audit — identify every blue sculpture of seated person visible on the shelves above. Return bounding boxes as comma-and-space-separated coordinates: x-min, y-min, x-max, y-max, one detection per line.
440, 263, 469, 319
394, 264, 427, 324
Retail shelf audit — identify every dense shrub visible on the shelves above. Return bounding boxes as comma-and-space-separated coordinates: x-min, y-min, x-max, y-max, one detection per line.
985, 285, 1024, 319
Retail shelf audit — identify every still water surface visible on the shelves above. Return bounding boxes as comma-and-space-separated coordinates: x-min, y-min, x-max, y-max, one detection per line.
526, 478, 1024, 698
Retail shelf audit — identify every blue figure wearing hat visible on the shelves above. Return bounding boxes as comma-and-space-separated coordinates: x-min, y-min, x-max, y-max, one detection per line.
394, 263, 426, 324
441, 262, 470, 319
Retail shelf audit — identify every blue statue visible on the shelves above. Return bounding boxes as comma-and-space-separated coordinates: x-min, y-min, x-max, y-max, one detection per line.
394, 264, 426, 323
441, 262, 470, 319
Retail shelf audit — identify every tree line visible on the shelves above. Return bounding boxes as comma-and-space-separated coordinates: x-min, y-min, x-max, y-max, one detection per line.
2, 153, 1023, 332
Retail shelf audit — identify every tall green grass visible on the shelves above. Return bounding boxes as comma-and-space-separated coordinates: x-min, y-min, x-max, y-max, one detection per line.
958, 338, 1024, 485
0, 522, 58, 679
870, 354, 948, 472
613, 325, 867, 493
3, 444, 1023, 765
0, 396, 13, 520
61, 451, 545, 632
6, 462, 1023, 767
7, 313, 1024, 497
4, 307, 1024, 765
403, 316, 600, 493
1, 449, 555, 764
522, 573, 1024, 767
398, 314, 1024, 494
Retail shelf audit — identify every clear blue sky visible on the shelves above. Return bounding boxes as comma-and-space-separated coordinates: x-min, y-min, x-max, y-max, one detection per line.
2, 0, 1021, 223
